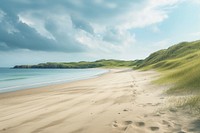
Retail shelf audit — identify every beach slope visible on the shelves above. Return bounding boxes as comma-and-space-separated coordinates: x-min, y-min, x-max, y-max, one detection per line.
0, 69, 199, 133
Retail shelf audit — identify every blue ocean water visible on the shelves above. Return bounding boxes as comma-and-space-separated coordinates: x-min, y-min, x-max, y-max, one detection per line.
0, 68, 108, 93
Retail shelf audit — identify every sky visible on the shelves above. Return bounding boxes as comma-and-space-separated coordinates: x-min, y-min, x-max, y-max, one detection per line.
0, 0, 200, 67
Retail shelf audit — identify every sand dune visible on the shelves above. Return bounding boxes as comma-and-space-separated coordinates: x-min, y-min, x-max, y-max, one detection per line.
0, 69, 199, 133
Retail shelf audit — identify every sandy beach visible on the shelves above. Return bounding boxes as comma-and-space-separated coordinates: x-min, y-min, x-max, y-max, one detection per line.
0, 69, 199, 133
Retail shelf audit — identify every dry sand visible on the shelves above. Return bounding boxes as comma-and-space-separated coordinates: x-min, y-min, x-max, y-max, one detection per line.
0, 69, 199, 133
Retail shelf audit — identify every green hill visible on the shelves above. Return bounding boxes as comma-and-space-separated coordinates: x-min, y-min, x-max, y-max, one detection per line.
13, 59, 138, 69
138, 40, 200, 68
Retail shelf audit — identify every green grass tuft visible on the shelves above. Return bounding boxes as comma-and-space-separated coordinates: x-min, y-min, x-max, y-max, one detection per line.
174, 95, 200, 114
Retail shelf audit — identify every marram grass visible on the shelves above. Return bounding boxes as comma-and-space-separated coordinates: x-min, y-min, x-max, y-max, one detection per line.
137, 40, 200, 112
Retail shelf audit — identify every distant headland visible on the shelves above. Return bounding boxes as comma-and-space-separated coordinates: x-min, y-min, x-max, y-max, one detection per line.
13, 59, 142, 69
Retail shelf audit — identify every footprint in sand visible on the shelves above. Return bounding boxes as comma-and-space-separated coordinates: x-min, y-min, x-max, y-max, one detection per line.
169, 108, 177, 113
123, 108, 130, 112
146, 103, 153, 106
143, 114, 148, 117
130, 85, 134, 88
112, 120, 133, 131
123, 120, 133, 125
149, 126, 159, 131
135, 122, 145, 127
112, 121, 118, 128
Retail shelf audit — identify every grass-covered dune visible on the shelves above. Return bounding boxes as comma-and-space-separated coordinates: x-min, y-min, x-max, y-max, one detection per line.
137, 40, 200, 93
137, 40, 200, 112
138, 40, 200, 68
14, 59, 139, 69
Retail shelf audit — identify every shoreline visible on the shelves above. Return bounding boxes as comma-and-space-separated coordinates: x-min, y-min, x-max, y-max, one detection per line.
0, 68, 111, 99
0, 69, 198, 133
0, 68, 109, 94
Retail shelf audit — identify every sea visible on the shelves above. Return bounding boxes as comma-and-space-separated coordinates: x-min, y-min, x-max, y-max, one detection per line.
0, 68, 108, 93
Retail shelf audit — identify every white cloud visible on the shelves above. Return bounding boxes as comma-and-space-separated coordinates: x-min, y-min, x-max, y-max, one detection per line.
117, 0, 182, 30
18, 13, 56, 40
76, 29, 135, 53
0, 0, 182, 55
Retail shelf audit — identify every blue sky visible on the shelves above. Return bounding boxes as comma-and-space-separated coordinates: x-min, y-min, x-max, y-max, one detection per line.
0, 0, 200, 67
